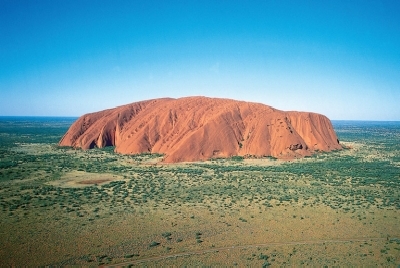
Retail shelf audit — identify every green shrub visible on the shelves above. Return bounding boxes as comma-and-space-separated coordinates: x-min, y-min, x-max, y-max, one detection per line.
162, 232, 172, 238
149, 241, 160, 247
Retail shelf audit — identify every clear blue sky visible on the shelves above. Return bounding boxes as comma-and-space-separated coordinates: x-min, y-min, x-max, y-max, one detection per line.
1, 0, 399, 120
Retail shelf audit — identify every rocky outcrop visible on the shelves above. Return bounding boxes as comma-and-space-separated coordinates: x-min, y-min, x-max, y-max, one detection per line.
59, 96, 342, 163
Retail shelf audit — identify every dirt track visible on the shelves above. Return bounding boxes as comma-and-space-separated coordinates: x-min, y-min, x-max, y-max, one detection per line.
109, 237, 386, 266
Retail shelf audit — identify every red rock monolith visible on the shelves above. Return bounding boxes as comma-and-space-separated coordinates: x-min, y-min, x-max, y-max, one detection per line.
59, 97, 342, 162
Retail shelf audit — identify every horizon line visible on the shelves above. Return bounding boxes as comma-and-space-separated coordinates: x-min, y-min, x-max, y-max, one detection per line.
0, 115, 399, 122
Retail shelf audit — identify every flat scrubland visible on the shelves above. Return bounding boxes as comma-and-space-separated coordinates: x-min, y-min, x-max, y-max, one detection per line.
0, 119, 399, 266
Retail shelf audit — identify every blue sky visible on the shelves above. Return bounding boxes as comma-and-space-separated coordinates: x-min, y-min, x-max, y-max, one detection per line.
1, 0, 399, 120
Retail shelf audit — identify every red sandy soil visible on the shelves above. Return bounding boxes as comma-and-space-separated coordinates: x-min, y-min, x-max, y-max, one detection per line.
59, 96, 342, 163
76, 179, 111, 184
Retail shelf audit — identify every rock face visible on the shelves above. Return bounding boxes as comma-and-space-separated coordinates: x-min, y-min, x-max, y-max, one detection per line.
59, 97, 342, 163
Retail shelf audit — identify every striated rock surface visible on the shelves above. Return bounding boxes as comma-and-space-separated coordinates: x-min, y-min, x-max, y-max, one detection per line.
59, 96, 342, 163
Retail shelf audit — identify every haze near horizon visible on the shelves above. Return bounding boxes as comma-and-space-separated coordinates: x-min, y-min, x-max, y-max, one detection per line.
1, 0, 399, 120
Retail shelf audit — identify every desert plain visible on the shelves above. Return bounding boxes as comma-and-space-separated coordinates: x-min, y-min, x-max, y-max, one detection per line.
0, 118, 399, 266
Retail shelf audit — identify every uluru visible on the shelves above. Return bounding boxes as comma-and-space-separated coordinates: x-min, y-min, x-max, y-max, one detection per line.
59, 96, 342, 163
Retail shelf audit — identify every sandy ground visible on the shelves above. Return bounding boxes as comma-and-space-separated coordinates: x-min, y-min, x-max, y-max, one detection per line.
47, 171, 124, 188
